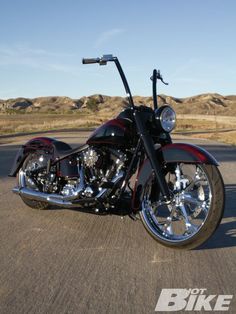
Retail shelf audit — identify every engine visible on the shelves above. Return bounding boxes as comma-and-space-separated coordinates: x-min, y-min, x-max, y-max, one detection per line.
23, 146, 129, 206
83, 148, 125, 182
60, 147, 128, 199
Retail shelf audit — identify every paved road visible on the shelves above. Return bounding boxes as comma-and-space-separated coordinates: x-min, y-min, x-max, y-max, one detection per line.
0, 132, 235, 314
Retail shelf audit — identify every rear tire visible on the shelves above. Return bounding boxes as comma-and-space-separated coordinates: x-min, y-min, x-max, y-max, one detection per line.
139, 164, 225, 250
17, 154, 49, 210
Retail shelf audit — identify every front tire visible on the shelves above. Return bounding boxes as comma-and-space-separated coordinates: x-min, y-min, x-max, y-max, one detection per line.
139, 164, 225, 250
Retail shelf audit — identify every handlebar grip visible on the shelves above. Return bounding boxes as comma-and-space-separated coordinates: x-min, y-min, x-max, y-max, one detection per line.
82, 58, 100, 64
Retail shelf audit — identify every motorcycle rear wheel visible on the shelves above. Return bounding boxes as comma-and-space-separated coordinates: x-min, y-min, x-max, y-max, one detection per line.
139, 163, 225, 250
17, 153, 49, 210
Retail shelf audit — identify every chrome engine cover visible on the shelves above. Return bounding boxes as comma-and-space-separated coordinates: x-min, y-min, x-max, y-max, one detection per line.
61, 183, 77, 197
82, 148, 99, 167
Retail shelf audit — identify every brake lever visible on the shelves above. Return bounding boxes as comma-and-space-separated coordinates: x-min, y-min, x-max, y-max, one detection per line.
151, 70, 169, 85
160, 78, 169, 85
158, 70, 169, 85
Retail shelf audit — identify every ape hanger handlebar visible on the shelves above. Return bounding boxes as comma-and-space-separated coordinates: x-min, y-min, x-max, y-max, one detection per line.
82, 54, 135, 108
82, 54, 169, 111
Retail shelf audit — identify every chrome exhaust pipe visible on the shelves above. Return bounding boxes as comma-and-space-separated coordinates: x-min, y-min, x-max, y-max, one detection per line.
12, 186, 84, 208
13, 169, 125, 208
14, 169, 88, 207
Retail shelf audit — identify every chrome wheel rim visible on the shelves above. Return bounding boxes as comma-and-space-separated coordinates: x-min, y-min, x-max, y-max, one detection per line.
141, 164, 212, 242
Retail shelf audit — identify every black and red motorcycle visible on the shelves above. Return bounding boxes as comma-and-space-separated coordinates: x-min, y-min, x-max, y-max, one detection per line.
10, 55, 225, 249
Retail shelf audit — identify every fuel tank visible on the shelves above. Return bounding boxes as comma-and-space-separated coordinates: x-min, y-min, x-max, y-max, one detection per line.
87, 117, 135, 147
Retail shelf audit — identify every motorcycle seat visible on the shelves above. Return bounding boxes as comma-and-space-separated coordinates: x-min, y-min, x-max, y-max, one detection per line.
52, 141, 86, 160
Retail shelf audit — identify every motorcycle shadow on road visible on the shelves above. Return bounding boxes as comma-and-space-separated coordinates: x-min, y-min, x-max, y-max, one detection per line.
197, 184, 236, 250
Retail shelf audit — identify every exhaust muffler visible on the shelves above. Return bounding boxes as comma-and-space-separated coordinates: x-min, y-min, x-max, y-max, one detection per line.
12, 186, 90, 208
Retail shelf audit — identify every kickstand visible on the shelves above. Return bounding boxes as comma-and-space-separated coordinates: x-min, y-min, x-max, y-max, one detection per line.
129, 213, 140, 221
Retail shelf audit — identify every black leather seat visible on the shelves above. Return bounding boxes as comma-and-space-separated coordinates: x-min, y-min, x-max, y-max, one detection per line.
52, 141, 87, 159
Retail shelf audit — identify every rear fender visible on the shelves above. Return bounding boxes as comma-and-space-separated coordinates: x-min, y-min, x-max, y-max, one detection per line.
132, 143, 219, 211
8, 137, 55, 177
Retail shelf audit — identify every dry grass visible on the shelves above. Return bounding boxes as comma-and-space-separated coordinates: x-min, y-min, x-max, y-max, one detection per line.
177, 114, 236, 131
0, 113, 236, 145
176, 115, 236, 145
189, 131, 236, 145
0, 113, 105, 135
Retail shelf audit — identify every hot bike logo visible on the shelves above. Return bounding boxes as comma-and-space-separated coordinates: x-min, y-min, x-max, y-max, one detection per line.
155, 288, 233, 312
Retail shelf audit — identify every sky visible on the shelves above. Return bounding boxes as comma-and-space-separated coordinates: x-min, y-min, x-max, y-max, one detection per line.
0, 0, 235, 99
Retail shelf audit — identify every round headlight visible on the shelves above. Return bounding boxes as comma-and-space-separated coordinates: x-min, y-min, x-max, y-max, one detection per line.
155, 105, 176, 132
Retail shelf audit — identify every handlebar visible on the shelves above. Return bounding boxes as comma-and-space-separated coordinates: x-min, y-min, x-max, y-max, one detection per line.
82, 54, 115, 65
82, 58, 100, 64
82, 54, 135, 108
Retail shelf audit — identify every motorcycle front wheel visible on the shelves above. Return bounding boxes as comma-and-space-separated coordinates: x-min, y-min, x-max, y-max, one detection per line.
139, 163, 225, 250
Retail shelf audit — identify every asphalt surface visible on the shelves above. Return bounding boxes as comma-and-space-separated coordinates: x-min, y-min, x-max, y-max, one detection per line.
0, 131, 235, 314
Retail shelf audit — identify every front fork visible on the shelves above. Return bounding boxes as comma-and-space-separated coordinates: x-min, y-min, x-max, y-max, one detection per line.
134, 111, 171, 202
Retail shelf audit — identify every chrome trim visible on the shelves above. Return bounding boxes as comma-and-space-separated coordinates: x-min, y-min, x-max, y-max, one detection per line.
13, 170, 86, 208
63, 164, 85, 200
95, 171, 125, 199
140, 164, 212, 243
13, 168, 125, 208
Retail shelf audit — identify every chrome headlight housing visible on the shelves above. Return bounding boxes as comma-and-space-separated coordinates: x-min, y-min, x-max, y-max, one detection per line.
155, 105, 176, 132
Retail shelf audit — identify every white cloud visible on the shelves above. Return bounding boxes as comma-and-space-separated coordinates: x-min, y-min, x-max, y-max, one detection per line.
0, 44, 82, 76
0, 44, 75, 58
94, 28, 125, 47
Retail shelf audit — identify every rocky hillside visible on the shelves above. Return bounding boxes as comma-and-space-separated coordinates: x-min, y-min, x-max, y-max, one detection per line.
0, 93, 235, 116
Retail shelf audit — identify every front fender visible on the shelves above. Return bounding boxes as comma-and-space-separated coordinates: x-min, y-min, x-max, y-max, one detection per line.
160, 143, 218, 165
132, 143, 219, 211
8, 137, 55, 177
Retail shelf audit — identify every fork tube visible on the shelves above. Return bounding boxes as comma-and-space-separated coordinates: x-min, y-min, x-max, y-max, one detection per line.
134, 111, 171, 201
153, 69, 158, 110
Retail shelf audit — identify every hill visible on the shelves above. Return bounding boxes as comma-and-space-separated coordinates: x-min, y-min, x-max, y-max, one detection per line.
0, 93, 235, 116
